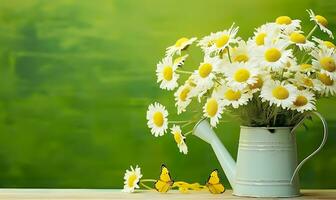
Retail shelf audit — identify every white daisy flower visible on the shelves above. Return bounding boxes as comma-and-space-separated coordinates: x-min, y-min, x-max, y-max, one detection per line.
311, 46, 336, 80
275, 16, 301, 34
173, 54, 189, 67
260, 80, 298, 109
174, 84, 193, 114
248, 74, 266, 92
289, 63, 315, 75
312, 37, 335, 49
197, 32, 220, 54
166, 37, 197, 56
291, 90, 316, 113
192, 56, 223, 93
225, 62, 259, 90
307, 9, 334, 39
203, 96, 224, 127
156, 56, 180, 90
146, 102, 168, 137
214, 86, 253, 108
251, 23, 281, 46
284, 57, 298, 71
230, 40, 255, 63
298, 63, 314, 73
122, 165, 143, 193
317, 72, 336, 96
291, 73, 321, 92
282, 31, 315, 51
207, 23, 239, 54
254, 39, 293, 71
170, 125, 188, 154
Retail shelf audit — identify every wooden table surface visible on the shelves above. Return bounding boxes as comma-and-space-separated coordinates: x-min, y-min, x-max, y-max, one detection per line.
0, 189, 335, 200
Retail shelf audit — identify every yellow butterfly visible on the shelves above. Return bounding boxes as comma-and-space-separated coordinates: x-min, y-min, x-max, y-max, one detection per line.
206, 169, 225, 194
154, 164, 174, 193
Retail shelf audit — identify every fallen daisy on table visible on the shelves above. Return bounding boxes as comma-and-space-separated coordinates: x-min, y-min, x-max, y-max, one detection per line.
122, 165, 142, 193
122, 164, 225, 194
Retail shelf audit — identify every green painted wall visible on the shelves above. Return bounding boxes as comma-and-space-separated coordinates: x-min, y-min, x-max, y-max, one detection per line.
0, 0, 335, 189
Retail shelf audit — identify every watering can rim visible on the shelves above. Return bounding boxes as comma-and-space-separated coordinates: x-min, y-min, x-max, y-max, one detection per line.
192, 118, 295, 133
240, 126, 293, 129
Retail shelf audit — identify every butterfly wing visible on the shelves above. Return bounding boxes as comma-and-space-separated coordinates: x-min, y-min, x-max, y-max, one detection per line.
155, 180, 172, 193
206, 169, 225, 194
154, 164, 174, 193
206, 183, 225, 194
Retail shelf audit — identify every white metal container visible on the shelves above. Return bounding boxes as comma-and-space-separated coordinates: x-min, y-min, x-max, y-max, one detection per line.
235, 126, 300, 197
193, 111, 328, 197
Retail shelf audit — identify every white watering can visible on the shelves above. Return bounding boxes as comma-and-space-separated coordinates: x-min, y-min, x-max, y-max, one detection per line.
193, 111, 328, 197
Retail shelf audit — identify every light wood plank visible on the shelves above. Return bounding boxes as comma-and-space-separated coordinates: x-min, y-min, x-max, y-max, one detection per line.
0, 189, 335, 200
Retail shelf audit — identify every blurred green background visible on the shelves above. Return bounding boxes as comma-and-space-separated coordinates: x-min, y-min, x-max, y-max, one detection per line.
0, 0, 335, 189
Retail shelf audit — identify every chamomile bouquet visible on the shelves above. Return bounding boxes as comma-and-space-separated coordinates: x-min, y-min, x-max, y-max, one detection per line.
146, 10, 335, 154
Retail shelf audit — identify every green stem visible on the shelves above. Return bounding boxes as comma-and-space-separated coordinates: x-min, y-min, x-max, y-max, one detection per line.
184, 130, 193, 136
300, 53, 308, 63
273, 107, 279, 126
139, 179, 156, 190
176, 70, 192, 75
140, 182, 155, 190
181, 121, 196, 128
280, 69, 285, 81
292, 45, 298, 56
140, 179, 157, 182
303, 57, 311, 64
169, 120, 191, 124
306, 25, 317, 40
226, 47, 232, 63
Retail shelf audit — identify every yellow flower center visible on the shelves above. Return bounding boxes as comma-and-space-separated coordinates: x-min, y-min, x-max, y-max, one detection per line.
127, 173, 137, 187
315, 15, 328, 27
272, 86, 289, 100
249, 76, 263, 89
303, 78, 314, 87
179, 87, 190, 101
198, 63, 213, 78
224, 89, 241, 101
294, 95, 308, 107
175, 37, 189, 47
324, 41, 335, 48
162, 66, 173, 81
290, 32, 306, 44
255, 33, 266, 46
173, 132, 183, 144
265, 48, 281, 62
234, 68, 250, 82
215, 34, 230, 48
233, 54, 249, 62
206, 98, 218, 117
299, 63, 312, 71
275, 16, 292, 25
320, 57, 335, 72
318, 73, 333, 86
153, 112, 164, 127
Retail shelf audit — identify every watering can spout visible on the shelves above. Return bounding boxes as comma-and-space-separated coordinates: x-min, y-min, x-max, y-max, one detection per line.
193, 118, 236, 189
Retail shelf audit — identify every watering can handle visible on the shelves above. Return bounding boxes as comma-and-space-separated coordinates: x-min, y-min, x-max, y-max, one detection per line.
290, 111, 328, 183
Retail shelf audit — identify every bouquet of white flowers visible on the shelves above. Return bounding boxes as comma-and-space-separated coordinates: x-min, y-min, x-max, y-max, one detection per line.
146, 10, 335, 154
